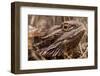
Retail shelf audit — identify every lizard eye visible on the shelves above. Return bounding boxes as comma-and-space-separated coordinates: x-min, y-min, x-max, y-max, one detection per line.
62, 24, 68, 31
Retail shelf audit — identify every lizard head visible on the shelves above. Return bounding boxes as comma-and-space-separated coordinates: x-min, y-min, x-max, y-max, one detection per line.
55, 20, 86, 49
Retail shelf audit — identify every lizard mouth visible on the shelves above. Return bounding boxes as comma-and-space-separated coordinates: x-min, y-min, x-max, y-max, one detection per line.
51, 25, 85, 50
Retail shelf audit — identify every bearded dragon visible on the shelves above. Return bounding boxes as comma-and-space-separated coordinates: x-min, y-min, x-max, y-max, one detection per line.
29, 20, 86, 60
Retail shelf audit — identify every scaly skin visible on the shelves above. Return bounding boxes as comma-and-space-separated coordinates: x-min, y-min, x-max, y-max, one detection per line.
32, 20, 86, 59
